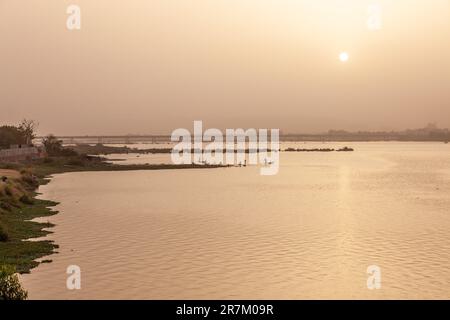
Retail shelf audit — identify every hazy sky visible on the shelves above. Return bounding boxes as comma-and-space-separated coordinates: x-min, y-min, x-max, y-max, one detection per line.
1, 0, 450, 135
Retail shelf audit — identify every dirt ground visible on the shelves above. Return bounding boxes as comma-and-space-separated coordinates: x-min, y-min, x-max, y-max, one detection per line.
0, 169, 21, 179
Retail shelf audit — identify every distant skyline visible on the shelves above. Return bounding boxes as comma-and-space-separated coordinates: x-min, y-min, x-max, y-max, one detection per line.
25, 122, 450, 137
1, 0, 450, 135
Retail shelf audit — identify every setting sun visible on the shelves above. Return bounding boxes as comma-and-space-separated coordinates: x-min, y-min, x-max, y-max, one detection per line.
339, 52, 349, 62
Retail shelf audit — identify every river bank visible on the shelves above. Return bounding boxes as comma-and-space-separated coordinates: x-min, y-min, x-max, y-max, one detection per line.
0, 154, 224, 274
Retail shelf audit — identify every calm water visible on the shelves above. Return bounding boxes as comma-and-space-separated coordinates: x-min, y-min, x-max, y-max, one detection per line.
21, 142, 450, 299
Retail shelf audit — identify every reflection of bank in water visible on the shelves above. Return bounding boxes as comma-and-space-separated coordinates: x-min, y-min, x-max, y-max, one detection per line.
284, 146, 354, 152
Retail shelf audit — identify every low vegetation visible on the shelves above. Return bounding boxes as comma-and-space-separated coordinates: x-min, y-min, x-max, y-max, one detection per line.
0, 168, 58, 274
0, 265, 28, 300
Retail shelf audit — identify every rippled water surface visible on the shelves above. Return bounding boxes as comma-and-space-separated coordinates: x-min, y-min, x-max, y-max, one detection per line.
21, 142, 450, 299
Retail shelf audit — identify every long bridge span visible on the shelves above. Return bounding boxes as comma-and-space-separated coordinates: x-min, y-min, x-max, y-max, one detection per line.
34, 133, 450, 145
36, 135, 172, 145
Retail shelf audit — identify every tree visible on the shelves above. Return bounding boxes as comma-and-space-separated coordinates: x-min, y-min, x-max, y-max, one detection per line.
18, 119, 38, 145
0, 265, 28, 300
42, 134, 64, 156
0, 119, 38, 149
0, 126, 26, 149
42, 134, 77, 157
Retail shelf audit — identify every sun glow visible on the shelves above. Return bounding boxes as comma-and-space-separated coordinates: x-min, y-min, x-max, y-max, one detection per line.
339, 52, 349, 62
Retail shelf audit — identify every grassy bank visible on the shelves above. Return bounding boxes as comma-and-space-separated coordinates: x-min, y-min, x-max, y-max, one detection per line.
0, 168, 58, 273
0, 155, 225, 274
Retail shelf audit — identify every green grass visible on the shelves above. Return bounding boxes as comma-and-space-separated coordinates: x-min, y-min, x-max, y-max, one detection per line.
0, 197, 58, 273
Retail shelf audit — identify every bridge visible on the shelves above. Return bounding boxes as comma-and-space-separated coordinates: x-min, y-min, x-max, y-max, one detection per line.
34, 133, 450, 145
36, 135, 172, 145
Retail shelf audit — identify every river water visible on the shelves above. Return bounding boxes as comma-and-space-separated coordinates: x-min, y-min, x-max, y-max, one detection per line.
21, 142, 450, 299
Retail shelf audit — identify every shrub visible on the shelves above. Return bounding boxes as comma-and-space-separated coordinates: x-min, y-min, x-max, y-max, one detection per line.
66, 158, 84, 166
0, 265, 28, 300
0, 201, 12, 212
19, 195, 34, 205
43, 157, 53, 164
60, 148, 78, 157
21, 173, 38, 189
4, 186, 12, 197
0, 223, 9, 242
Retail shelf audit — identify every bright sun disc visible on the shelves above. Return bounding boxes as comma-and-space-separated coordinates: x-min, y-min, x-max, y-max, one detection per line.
339, 52, 349, 62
